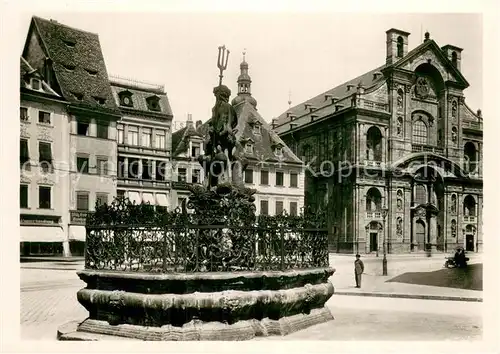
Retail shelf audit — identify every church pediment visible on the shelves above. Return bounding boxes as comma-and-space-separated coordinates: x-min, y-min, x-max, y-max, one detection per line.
392, 40, 469, 89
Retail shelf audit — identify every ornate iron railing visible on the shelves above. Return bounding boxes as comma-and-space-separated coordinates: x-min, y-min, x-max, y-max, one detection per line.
84, 197, 328, 273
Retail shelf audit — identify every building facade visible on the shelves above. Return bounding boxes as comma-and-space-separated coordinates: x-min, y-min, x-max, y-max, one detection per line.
110, 76, 173, 210
274, 29, 483, 253
171, 115, 205, 209
20, 57, 71, 256
21, 16, 121, 256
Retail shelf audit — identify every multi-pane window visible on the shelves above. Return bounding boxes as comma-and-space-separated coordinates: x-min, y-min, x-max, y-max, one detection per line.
142, 160, 152, 180
77, 120, 89, 136
96, 157, 108, 175
178, 168, 187, 182
76, 192, 89, 210
244, 169, 253, 184
412, 120, 428, 145
39, 186, 51, 209
95, 193, 108, 207
38, 111, 51, 124
260, 170, 269, 185
128, 126, 139, 146
192, 169, 200, 184
289, 201, 298, 216
414, 184, 427, 205
142, 128, 152, 147
76, 156, 89, 174
20, 107, 28, 121
118, 157, 126, 178
156, 161, 166, 181
276, 171, 284, 186
290, 172, 298, 188
117, 127, 124, 144
20, 139, 30, 167
275, 201, 284, 215
20, 185, 28, 208
96, 122, 108, 139
191, 144, 200, 158
260, 200, 269, 215
38, 142, 53, 172
156, 131, 166, 149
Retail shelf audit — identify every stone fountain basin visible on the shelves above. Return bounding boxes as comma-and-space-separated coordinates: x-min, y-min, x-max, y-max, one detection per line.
58, 267, 335, 341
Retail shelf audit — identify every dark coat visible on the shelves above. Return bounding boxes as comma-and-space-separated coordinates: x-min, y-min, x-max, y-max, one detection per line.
354, 259, 364, 274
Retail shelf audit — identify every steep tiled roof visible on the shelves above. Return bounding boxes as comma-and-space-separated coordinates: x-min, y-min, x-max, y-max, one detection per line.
20, 56, 61, 97
233, 100, 302, 164
171, 123, 203, 157
196, 98, 302, 165
109, 80, 173, 117
30, 16, 118, 113
274, 65, 387, 129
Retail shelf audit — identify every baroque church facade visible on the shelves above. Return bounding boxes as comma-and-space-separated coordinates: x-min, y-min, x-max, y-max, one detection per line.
273, 29, 483, 254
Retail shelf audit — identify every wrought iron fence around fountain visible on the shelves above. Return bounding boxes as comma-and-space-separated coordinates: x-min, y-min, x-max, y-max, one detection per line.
84, 197, 328, 273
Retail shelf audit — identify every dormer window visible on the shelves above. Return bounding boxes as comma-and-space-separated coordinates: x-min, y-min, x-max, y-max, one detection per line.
245, 143, 254, 154
253, 124, 261, 134
85, 68, 98, 76
146, 95, 161, 111
63, 64, 76, 71
275, 146, 283, 157
62, 39, 76, 47
93, 96, 106, 105
118, 91, 133, 107
31, 78, 41, 90
71, 92, 84, 101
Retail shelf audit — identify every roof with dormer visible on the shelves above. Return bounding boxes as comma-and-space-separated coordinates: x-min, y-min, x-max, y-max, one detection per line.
171, 122, 204, 157
22, 16, 119, 114
20, 56, 61, 97
273, 34, 475, 134
109, 79, 173, 117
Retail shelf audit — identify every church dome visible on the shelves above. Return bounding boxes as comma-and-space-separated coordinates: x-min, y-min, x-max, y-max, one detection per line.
232, 94, 257, 108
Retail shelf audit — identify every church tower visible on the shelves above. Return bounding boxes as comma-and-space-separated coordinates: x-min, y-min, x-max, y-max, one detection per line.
232, 50, 257, 108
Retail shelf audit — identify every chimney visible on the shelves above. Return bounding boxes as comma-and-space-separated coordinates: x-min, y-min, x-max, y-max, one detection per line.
271, 118, 278, 129
386, 28, 410, 65
477, 109, 482, 118
442, 45, 463, 71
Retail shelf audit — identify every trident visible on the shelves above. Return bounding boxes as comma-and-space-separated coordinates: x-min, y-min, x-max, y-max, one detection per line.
217, 45, 230, 86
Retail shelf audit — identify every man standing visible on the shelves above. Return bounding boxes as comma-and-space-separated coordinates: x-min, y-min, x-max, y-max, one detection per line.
354, 254, 364, 288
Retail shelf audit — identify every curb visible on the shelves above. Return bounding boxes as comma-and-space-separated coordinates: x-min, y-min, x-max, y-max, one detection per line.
334, 291, 483, 302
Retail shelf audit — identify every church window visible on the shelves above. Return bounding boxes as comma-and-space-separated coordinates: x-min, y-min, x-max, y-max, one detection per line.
451, 51, 458, 67
464, 142, 477, 173
366, 187, 382, 212
366, 126, 382, 161
463, 195, 476, 216
397, 36, 404, 58
412, 120, 427, 145
414, 184, 427, 205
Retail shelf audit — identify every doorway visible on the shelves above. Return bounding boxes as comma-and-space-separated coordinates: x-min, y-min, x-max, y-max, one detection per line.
466, 235, 474, 252
370, 232, 378, 252
415, 220, 426, 249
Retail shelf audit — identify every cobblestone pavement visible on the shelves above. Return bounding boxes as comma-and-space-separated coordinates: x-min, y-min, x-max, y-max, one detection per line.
20, 255, 483, 341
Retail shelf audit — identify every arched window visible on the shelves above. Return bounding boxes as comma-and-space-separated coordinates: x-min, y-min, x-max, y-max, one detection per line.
397, 36, 404, 58
366, 187, 382, 212
414, 184, 427, 205
366, 126, 382, 161
412, 120, 428, 145
464, 142, 477, 173
451, 51, 458, 67
463, 195, 476, 216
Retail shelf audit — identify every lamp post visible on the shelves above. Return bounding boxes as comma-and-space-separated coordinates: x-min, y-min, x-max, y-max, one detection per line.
382, 207, 389, 276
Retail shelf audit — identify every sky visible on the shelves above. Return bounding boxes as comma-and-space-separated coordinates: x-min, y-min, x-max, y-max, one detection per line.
18, 12, 482, 130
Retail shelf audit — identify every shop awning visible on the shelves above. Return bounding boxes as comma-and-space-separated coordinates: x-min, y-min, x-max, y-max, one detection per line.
142, 193, 155, 205
156, 193, 169, 207
68, 225, 86, 241
128, 191, 141, 205
21, 225, 65, 242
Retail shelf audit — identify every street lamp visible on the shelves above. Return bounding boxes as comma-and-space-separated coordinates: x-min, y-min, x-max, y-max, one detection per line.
382, 207, 389, 276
